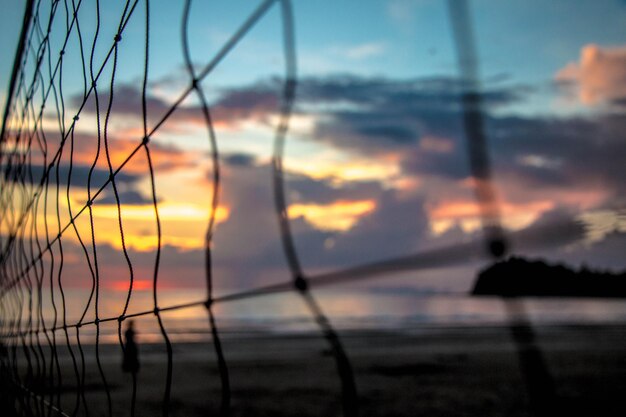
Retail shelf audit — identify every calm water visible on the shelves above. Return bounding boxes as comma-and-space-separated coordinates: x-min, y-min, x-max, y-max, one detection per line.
5, 287, 626, 344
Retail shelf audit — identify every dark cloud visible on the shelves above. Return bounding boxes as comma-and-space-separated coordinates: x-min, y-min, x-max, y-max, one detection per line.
70, 75, 522, 145
401, 147, 468, 180
209, 160, 428, 286
287, 174, 383, 205
73, 84, 188, 124
72, 81, 281, 127
51, 73, 624, 291
95, 188, 155, 205
301, 78, 625, 206
51, 168, 623, 294
356, 125, 415, 144
204, 75, 624, 208
290, 75, 625, 205
3, 162, 139, 188
296, 75, 522, 109
71, 74, 623, 205
509, 207, 626, 271
7, 127, 195, 180
561, 231, 626, 270
223, 153, 257, 167
486, 114, 626, 199
293, 76, 525, 154
295, 190, 429, 269
509, 208, 586, 253
611, 97, 626, 108
79, 75, 623, 205
312, 111, 421, 152
213, 87, 279, 121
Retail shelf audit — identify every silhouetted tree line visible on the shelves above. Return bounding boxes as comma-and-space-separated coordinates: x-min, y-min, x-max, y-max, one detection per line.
473, 257, 626, 298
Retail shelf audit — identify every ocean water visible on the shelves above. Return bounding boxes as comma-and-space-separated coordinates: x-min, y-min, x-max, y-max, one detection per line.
4, 287, 626, 344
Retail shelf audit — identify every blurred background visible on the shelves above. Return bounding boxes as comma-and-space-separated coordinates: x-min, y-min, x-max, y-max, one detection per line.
1, 1, 625, 416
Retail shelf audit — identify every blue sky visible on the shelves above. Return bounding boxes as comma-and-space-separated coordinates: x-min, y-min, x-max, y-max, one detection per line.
3, 0, 625, 116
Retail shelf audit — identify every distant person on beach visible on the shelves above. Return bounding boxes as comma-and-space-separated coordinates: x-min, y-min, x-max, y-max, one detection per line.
122, 320, 140, 374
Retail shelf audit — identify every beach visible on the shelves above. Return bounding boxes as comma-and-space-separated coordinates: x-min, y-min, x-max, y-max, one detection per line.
5, 323, 626, 417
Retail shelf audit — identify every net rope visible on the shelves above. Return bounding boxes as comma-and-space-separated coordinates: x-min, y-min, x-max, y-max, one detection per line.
0, 0, 574, 416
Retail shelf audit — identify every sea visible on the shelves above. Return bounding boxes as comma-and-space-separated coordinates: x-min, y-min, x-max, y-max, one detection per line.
4, 287, 626, 345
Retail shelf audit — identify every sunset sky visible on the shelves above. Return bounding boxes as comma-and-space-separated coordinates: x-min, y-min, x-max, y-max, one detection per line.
1, 0, 625, 324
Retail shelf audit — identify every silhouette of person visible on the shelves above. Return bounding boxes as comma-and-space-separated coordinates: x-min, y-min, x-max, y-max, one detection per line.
122, 320, 140, 374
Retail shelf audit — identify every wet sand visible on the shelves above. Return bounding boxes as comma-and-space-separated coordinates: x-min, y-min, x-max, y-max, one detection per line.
6, 324, 626, 417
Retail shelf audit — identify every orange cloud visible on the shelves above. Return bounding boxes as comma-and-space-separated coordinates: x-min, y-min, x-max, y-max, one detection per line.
428, 199, 555, 234
90, 202, 229, 251
556, 44, 626, 105
71, 135, 193, 175
37, 200, 229, 252
32, 127, 193, 178
288, 200, 376, 231
91, 202, 228, 222
285, 154, 401, 184
429, 200, 552, 219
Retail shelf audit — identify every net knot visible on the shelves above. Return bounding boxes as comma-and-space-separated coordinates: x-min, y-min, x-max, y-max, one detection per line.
294, 275, 308, 292
488, 238, 508, 259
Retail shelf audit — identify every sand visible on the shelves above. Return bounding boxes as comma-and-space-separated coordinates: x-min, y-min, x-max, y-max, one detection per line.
4, 324, 626, 417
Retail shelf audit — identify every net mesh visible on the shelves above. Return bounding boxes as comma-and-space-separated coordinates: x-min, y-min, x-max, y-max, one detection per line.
0, 1, 574, 416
